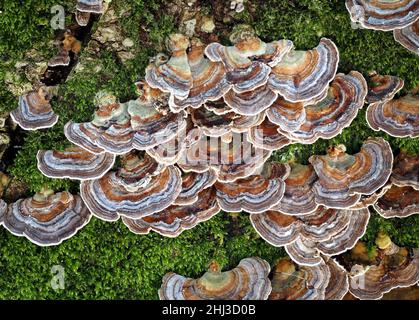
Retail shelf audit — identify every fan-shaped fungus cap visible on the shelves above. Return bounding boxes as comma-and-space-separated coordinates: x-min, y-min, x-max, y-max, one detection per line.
145, 34, 192, 100
250, 206, 353, 247
268, 38, 339, 103
214, 163, 289, 213
271, 163, 318, 215
391, 152, 419, 189
204, 37, 271, 94
266, 97, 306, 132
159, 257, 272, 300
247, 118, 293, 151
310, 138, 393, 209
283, 208, 370, 266
366, 72, 405, 104
11, 87, 58, 130
178, 133, 272, 182
223, 84, 278, 116
174, 169, 218, 206
37, 146, 115, 180
366, 91, 419, 138
64, 93, 134, 154
279, 71, 367, 144
128, 98, 188, 150
348, 236, 419, 300
315, 208, 370, 256
394, 20, 419, 55
75, 10, 91, 26
258, 39, 294, 67
0, 190, 91, 246
269, 257, 331, 300
76, 0, 104, 13
325, 259, 350, 300
48, 48, 71, 67
345, 0, 419, 31
169, 39, 231, 111
373, 184, 419, 218
80, 153, 182, 221
64, 122, 106, 154
122, 187, 220, 237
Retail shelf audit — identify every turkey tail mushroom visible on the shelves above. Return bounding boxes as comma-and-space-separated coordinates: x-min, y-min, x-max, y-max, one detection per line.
345, 0, 419, 31
11, 87, 58, 130
0, 190, 91, 246
122, 187, 220, 237
268, 38, 339, 103
310, 138, 393, 209
37, 146, 115, 180
394, 20, 419, 55
159, 257, 272, 300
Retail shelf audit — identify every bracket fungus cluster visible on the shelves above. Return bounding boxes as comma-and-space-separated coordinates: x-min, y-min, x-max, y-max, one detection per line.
159, 257, 272, 300
251, 207, 370, 266
309, 138, 393, 209
345, 0, 419, 55
345, 233, 419, 300
269, 257, 349, 300
4, 17, 418, 299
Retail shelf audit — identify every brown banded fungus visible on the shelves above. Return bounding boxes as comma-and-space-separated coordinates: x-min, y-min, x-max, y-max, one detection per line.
345, 0, 419, 31
177, 133, 272, 182
0, 190, 91, 246
373, 184, 419, 218
80, 153, 182, 221
145, 34, 192, 100
159, 257, 272, 300
37, 146, 115, 180
278, 71, 367, 144
268, 38, 339, 103
366, 91, 419, 138
284, 208, 370, 266
271, 162, 319, 215
348, 233, 419, 300
204, 37, 273, 94
174, 169, 218, 206
309, 138, 393, 209
325, 258, 350, 300
76, 0, 104, 26
247, 118, 293, 151
11, 87, 58, 131
266, 97, 306, 132
269, 257, 331, 300
366, 72, 405, 104
394, 20, 419, 55
122, 187, 220, 237
214, 163, 289, 213
223, 84, 278, 116
250, 207, 354, 248
169, 39, 231, 111
391, 152, 419, 189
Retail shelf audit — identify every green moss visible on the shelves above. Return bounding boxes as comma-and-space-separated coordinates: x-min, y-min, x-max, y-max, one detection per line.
0, 0, 418, 299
